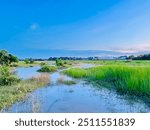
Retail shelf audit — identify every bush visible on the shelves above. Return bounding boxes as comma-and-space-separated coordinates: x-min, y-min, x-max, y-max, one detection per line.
37, 65, 57, 72
24, 58, 34, 64
0, 66, 20, 86
24, 59, 30, 64
56, 59, 64, 66
40, 62, 48, 66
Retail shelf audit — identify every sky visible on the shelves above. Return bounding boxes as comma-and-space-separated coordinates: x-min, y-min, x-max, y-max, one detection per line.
0, 0, 150, 58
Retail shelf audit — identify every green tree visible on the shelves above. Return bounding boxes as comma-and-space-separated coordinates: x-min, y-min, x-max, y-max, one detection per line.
128, 55, 134, 60
29, 58, 34, 64
24, 58, 34, 64
24, 58, 30, 64
8, 54, 19, 64
0, 50, 19, 65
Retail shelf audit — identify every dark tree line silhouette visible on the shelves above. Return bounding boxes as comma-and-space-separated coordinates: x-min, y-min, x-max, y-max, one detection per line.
128, 53, 150, 60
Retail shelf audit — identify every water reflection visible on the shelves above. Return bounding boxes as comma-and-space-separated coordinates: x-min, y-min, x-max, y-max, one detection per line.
2, 65, 150, 113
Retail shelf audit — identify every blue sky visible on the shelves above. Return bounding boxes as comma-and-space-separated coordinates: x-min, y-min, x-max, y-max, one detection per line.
0, 0, 150, 58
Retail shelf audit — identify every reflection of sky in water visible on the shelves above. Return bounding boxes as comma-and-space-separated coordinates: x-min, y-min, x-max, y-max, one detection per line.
3, 65, 150, 113
16, 66, 41, 79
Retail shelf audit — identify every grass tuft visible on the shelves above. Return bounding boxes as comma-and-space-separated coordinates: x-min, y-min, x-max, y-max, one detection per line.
0, 74, 50, 110
57, 76, 76, 85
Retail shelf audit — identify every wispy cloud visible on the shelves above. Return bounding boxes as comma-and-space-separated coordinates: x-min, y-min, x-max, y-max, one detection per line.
30, 23, 39, 30
114, 46, 150, 53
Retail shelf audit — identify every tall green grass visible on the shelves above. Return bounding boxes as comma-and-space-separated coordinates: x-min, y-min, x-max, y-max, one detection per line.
64, 65, 150, 97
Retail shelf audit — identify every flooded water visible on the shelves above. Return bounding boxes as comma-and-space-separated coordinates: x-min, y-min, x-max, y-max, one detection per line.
2, 65, 150, 113
15, 66, 41, 79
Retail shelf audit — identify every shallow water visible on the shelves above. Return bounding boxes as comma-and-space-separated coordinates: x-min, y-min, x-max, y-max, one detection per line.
2, 65, 150, 113
15, 66, 41, 79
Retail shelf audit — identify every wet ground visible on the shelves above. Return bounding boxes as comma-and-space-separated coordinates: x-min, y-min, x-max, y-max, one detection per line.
2, 64, 150, 113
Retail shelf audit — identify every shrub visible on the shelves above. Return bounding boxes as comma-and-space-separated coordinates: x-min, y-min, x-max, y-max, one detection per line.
56, 59, 64, 66
40, 62, 48, 66
0, 66, 20, 86
24, 59, 30, 64
0, 74, 50, 110
37, 65, 57, 72
24, 58, 34, 64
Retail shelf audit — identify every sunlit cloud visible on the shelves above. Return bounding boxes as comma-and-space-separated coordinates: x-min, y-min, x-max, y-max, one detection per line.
114, 46, 150, 53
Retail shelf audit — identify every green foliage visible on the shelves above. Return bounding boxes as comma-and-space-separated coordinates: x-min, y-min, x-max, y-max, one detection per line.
55, 59, 73, 68
0, 74, 50, 110
131, 53, 150, 60
40, 62, 48, 66
0, 50, 19, 65
30, 59, 34, 64
56, 59, 64, 66
8, 54, 19, 64
24, 58, 34, 64
38, 65, 57, 72
24, 59, 30, 64
64, 65, 150, 97
64, 68, 87, 78
0, 66, 20, 86
82, 60, 150, 67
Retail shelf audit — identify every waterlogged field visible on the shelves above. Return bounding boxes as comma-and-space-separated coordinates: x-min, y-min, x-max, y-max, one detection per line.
64, 61, 150, 103
0, 60, 150, 112
81, 60, 150, 66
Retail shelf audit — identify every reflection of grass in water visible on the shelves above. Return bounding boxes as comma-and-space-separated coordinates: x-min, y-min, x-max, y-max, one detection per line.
0, 74, 50, 110
31, 95, 41, 113
68, 89, 74, 93
57, 76, 76, 85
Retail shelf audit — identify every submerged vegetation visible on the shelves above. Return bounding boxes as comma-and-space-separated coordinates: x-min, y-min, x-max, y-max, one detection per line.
64, 65, 150, 99
57, 76, 76, 85
0, 74, 50, 110
37, 65, 57, 72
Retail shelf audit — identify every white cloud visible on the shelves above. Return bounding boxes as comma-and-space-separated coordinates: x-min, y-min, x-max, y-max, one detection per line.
30, 23, 39, 30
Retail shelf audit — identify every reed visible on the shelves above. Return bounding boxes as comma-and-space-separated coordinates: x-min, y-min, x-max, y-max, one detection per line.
64, 65, 150, 97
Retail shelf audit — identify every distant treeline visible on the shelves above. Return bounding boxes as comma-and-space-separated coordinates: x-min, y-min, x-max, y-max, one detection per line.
20, 57, 101, 61
19, 54, 150, 61
128, 53, 150, 60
